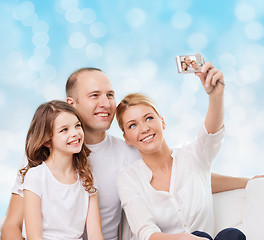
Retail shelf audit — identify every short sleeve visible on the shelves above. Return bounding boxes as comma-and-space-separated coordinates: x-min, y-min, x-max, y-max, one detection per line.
12, 156, 28, 196
21, 167, 43, 198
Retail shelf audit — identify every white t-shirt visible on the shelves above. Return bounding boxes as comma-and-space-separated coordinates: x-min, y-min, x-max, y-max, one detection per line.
117, 124, 225, 240
13, 135, 140, 240
87, 135, 140, 240
19, 162, 93, 240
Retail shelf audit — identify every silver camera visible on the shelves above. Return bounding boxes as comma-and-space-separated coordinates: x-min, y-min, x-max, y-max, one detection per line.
176, 54, 203, 74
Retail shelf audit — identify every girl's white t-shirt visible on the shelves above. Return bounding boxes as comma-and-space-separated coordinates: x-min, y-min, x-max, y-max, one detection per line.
19, 162, 92, 240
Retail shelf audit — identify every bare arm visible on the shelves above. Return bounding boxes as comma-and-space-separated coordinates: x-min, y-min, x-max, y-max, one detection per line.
196, 62, 225, 134
211, 173, 264, 193
1, 194, 24, 240
150, 232, 207, 240
24, 190, 42, 240
86, 193, 104, 240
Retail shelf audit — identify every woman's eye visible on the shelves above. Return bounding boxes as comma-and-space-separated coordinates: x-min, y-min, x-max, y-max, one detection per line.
146, 116, 153, 121
129, 123, 136, 129
76, 123, 81, 128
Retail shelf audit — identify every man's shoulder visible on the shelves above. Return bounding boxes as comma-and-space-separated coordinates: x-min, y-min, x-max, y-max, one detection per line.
107, 135, 135, 150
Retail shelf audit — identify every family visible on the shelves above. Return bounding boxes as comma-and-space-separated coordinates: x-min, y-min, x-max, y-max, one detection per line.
2, 61, 258, 240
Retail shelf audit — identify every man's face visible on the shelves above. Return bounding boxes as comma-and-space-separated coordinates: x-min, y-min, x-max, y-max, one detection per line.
184, 57, 191, 66
70, 70, 116, 134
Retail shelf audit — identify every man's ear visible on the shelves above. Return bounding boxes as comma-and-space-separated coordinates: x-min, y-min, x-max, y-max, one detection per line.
161, 117, 166, 130
123, 133, 132, 146
66, 97, 75, 106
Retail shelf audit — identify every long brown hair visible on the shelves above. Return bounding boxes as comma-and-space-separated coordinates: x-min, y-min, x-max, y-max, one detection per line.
19, 100, 96, 193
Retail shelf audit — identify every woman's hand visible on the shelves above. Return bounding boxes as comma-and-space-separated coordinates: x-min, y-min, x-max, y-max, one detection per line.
195, 62, 225, 96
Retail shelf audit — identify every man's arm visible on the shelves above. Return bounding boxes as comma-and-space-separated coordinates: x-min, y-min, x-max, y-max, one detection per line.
211, 173, 264, 194
1, 194, 24, 240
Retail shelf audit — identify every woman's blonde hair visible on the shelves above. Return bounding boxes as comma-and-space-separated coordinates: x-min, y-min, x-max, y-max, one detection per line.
116, 93, 160, 131
19, 100, 96, 193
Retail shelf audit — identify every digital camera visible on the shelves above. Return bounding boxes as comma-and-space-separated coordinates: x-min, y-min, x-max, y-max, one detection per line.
176, 54, 203, 74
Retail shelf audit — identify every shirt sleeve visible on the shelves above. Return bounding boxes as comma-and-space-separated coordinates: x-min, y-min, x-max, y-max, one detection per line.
184, 122, 225, 171
12, 156, 28, 196
21, 167, 43, 198
117, 168, 161, 240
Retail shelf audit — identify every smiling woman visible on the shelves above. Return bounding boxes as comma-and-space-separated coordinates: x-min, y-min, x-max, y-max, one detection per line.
115, 62, 245, 240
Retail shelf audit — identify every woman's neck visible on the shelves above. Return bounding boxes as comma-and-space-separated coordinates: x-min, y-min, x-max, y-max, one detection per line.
141, 141, 172, 171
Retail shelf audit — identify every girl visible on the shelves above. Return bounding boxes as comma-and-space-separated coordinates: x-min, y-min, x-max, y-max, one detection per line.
115, 62, 245, 240
19, 100, 104, 240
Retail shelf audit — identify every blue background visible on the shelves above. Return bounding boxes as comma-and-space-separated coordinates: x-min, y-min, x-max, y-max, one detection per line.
0, 0, 264, 217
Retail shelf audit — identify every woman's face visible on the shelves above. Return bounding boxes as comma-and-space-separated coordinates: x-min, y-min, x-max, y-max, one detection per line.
121, 104, 165, 155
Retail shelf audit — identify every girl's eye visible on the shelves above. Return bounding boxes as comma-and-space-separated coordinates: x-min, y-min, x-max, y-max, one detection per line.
129, 123, 136, 129
76, 123, 81, 128
146, 116, 153, 121
60, 128, 68, 133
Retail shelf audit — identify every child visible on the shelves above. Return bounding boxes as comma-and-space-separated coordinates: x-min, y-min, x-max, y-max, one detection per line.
115, 62, 245, 240
19, 100, 104, 240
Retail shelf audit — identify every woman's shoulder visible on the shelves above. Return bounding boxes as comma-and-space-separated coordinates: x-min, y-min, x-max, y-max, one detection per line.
117, 159, 151, 187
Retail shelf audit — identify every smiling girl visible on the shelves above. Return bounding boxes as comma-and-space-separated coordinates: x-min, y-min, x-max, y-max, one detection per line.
19, 100, 104, 240
116, 62, 245, 240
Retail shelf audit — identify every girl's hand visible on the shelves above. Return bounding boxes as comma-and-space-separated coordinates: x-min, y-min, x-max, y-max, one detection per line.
195, 62, 225, 96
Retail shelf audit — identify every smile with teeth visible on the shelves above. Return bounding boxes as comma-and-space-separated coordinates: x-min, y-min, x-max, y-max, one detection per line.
68, 139, 80, 145
141, 134, 155, 142
96, 113, 109, 117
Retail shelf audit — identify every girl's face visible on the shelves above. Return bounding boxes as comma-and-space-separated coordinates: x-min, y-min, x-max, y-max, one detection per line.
122, 104, 165, 155
50, 112, 84, 156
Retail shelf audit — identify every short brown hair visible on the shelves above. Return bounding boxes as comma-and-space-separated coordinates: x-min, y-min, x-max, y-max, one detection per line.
116, 93, 160, 131
66, 67, 102, 100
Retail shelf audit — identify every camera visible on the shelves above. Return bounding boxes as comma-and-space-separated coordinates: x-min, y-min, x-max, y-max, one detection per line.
176, 54, 203, 74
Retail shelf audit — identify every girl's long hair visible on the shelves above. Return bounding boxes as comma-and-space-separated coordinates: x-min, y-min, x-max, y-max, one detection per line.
19, 100, 96, 193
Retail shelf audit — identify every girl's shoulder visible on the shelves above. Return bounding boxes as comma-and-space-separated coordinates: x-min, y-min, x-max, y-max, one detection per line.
25, 163, 45, 179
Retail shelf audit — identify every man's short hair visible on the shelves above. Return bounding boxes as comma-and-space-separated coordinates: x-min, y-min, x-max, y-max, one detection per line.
66, 67, 102, 100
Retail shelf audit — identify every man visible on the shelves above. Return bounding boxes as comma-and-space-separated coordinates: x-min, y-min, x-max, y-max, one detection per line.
1, 67, 253, 240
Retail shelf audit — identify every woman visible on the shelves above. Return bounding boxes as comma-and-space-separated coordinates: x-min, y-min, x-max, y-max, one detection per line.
115, 62, 245, 240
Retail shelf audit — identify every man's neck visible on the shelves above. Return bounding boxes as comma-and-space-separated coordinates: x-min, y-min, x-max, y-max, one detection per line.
85, 130, 106, 145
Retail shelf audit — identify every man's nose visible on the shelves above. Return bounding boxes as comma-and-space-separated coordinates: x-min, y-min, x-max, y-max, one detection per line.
99, 95, 111, 108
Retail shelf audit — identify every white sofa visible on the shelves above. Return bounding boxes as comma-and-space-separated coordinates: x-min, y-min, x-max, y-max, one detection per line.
213, 178, 264, 240
1, 178, 263, 239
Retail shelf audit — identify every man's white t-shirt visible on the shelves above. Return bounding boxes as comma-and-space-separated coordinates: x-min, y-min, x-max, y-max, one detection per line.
19, 162, 93, 240
12, 135, 140, 240
87, 135, 140, 240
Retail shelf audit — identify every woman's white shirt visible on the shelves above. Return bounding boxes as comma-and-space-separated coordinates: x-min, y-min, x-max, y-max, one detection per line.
117, 123, 224, 240
19, 162, 95, 240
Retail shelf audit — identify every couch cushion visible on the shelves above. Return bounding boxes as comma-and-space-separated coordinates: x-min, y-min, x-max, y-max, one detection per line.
240, 178, 264, 240
213, 189, 245, 235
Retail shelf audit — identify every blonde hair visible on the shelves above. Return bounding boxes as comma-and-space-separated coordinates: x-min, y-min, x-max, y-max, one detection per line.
116, 93, 160, 131
19, 100, 96, 193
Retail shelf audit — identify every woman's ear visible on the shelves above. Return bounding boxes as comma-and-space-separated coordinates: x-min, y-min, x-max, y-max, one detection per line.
161, 117, 166, 130
44, 140, 51, 148
123, 133, 132, 146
